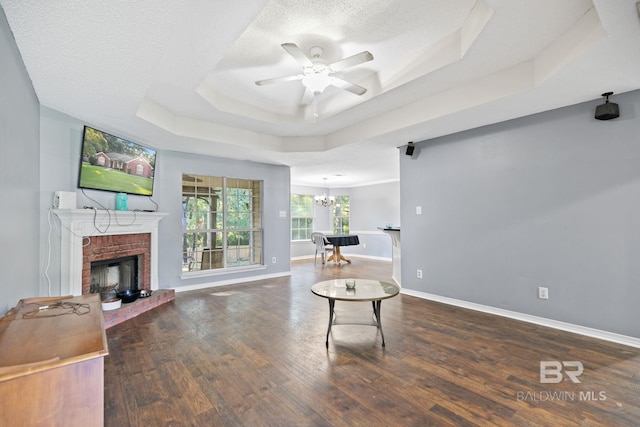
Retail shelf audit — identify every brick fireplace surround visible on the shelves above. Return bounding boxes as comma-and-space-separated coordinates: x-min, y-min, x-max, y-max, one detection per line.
82, 233, 151, 295
54, 209, 173, 328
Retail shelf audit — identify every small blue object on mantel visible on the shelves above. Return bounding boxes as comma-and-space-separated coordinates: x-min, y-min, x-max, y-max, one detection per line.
115, 193, 128, 211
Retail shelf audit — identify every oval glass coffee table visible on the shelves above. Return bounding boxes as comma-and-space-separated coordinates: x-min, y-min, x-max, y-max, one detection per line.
311, 278, 400, 347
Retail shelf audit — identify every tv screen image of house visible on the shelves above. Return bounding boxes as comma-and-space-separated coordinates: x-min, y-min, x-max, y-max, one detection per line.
78, 126, 157, 196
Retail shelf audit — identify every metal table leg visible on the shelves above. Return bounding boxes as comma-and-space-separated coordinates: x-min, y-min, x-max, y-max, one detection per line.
326, 299, 386, 348
372, 300, 385, 347
326, 298, 335, 348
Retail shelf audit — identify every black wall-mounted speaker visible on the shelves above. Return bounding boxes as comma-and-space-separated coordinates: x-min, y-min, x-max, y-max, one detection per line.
595, 102, 619, 120
405, 142, 415, 156
595, 91, 620, 120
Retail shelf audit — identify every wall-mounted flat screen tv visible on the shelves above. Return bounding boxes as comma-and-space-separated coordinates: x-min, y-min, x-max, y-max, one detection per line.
78, 125, 157, 196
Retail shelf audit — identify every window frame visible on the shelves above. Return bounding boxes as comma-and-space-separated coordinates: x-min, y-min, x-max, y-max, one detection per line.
182, 174, 263, 275
291, 194, 314, 242
333, 195, 350, 235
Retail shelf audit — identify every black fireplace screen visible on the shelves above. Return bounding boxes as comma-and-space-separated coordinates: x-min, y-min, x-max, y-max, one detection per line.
90, 255, 138, 294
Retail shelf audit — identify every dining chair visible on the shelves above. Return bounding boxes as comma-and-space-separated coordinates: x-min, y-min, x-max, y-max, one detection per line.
311, 232, 334, 265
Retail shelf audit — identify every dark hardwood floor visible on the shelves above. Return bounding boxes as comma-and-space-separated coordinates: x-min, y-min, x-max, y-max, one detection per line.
104, 258, 640, 426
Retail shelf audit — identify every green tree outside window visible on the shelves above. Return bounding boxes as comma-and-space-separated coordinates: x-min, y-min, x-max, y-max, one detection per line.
333, 196, 349, 235
182, 175, 262, 272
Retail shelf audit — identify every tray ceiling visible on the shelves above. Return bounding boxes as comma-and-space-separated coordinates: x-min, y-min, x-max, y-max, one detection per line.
2, 0, 639, 187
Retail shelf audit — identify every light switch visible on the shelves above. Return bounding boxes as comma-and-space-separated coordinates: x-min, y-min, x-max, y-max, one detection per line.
416, 206, 422, 215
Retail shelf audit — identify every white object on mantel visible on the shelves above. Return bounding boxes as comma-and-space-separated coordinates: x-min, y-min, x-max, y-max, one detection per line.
53, 209, 168, 296
53, 191, 77, 209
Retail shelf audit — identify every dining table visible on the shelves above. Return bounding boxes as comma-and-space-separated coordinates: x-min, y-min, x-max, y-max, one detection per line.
324, 234, 359, 264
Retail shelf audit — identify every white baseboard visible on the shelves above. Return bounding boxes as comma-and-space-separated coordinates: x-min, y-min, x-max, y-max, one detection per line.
348, 254, 392, 262
401, 288, 640, 349
291, 254, 392, 262
173, 271, 291, 293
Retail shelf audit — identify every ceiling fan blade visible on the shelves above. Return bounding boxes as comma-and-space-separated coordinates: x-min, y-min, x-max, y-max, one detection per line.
329, 51, 373, 72
330, 77, 367, 96
255, 74, 303, 86
281, 43, 314, 67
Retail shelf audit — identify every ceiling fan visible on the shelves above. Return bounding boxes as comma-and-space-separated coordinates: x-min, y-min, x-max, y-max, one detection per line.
255, 43, 374, 104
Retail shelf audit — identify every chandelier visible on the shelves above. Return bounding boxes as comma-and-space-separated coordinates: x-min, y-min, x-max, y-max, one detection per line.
315, 178, 335, 207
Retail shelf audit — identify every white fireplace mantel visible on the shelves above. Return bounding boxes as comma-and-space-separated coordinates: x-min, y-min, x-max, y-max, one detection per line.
54, 209, 168, 296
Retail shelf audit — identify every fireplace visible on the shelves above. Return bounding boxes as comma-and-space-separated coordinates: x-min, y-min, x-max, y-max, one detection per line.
82, 233, 150, 295
54, 209, 167, 296
54, 209, 174, 328
90, 255, 139, 295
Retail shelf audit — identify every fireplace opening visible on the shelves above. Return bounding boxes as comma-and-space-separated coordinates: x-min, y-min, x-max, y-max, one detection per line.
90, 255, 139, 298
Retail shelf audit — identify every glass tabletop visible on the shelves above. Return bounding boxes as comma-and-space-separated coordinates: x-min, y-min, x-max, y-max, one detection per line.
311, 278, 400, 302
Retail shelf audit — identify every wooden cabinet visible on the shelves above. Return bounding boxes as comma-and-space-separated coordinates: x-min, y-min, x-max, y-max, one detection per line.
0, 294, 108, 426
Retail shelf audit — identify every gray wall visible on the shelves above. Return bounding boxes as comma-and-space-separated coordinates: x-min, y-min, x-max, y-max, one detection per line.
38, 107, 291, 294
291, 181, 400, 259
0, 7, 40, 313
400, 90, 640, 338
38, 108, 80, 297
156, 150, 291, 289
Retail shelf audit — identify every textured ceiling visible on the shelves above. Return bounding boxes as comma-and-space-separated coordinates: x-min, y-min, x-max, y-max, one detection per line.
2, 0, 640, 188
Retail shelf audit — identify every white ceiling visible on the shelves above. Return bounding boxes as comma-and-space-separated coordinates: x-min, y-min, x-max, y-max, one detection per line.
2, 0, 640, 188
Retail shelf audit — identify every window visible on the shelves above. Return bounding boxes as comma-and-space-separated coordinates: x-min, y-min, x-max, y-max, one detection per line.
182, 174, 262, 272
291, 194, 314, 241
333, 196, 350, 235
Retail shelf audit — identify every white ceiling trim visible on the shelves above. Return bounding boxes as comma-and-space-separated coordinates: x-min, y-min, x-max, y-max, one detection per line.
137, 7, 605, 156
136, 98, 328, 153
193, 0, 494, 124
533, 7, 605, 85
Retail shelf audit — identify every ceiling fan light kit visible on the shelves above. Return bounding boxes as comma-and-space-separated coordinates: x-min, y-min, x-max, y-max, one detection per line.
302, 67, 332, 94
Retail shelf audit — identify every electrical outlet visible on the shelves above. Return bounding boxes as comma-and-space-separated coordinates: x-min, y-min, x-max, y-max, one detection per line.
363, 243, 367, 248
538, 287, 549, 300
272, 257, 277, 264
417, 269, 423, 279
